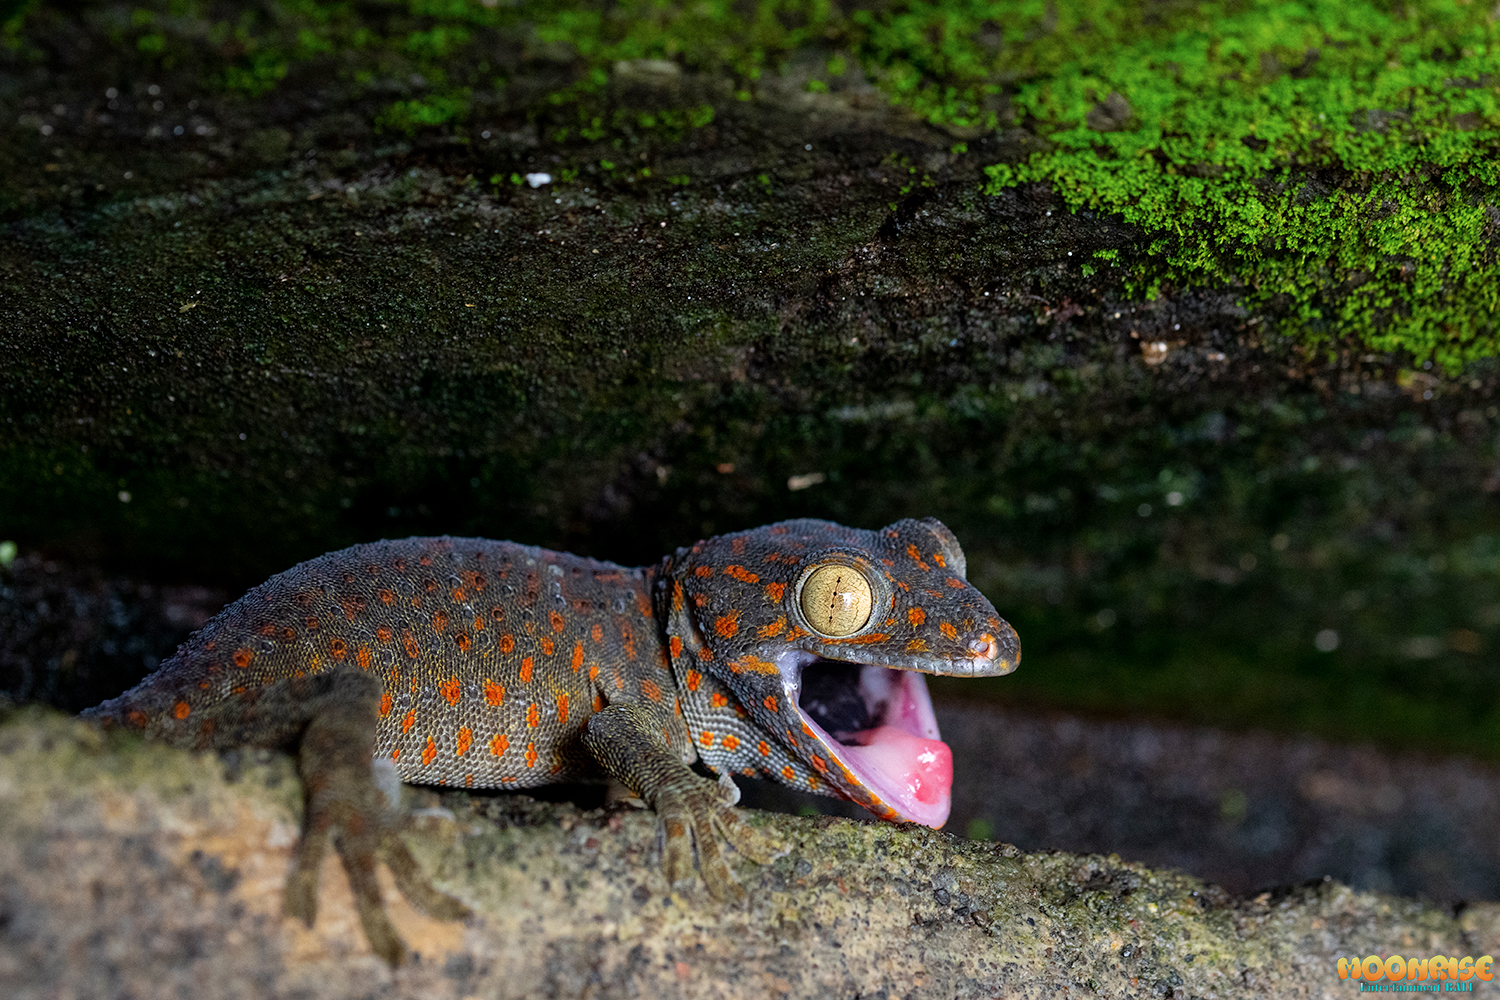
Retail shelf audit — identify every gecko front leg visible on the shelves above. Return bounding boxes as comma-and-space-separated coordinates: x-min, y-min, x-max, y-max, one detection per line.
582, 702, 786, 898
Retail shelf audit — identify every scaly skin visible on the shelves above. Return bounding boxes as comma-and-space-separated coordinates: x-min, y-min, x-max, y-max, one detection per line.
84, 518, 1019, 964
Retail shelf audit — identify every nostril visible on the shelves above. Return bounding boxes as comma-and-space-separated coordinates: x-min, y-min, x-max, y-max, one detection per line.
968, 634, 998, 660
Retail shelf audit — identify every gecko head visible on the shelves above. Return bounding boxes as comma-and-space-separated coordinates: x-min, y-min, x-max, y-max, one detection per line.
665, 517, 1019, 829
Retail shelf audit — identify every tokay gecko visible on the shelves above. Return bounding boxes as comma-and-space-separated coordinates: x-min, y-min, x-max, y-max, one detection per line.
84, 517, 1019, 964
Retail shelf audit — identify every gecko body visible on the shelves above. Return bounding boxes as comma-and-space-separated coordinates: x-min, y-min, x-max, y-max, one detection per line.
85, 517, 1019, 962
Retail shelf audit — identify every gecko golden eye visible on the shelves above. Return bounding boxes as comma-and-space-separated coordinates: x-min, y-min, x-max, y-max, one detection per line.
799, 564, 873, 637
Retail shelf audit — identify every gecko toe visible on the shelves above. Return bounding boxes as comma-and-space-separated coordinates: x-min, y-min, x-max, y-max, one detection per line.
715, 807, 788, 866
384, 836, 472, 921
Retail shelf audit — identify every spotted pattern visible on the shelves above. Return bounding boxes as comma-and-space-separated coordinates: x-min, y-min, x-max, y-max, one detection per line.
88, 537, 677, 791
85, 519, 1014, 833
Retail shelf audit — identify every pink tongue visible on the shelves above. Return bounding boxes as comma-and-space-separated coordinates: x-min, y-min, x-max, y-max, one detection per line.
847, 726, 953, 806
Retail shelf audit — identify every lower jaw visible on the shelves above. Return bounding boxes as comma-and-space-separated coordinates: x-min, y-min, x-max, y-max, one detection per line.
798, 668, 954, 828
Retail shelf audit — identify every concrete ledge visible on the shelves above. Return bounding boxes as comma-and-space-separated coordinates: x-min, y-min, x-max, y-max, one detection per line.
2, 708, 1495, 999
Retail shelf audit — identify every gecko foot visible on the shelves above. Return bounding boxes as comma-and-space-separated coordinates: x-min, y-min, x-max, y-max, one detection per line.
656, 772, 788, 900
287, 674, 469, 966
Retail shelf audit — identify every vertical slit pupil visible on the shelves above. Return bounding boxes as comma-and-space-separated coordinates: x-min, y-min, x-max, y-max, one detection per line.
824, 572, 845, 626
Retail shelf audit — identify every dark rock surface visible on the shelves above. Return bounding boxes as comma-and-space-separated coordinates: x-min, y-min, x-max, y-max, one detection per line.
6, 30, 1500, 761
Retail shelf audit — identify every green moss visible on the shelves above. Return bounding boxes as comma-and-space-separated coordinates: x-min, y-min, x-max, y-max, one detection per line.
973, 1, 1500, 370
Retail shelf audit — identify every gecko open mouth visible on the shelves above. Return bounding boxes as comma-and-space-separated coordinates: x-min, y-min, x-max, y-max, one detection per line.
789, 657, 953, 828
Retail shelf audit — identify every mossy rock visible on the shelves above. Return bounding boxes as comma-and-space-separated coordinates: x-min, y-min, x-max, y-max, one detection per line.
2, 707, 1497, 997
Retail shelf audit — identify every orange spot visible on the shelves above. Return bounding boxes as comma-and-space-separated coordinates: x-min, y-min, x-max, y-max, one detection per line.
757, 740, 771, 757
906, 638, 929, 653
540, 636, 555, 656
810, 754, 828, 772
735, 654, 779, 675
681, 669, 701, 692
722, 734, 740, 751
378, 692, 392, 717
670, 635, 684, 658
591, 622, 603, 642
421, 737, 437, 766
806, 774, 821, 791
621, 624, 636, 660
401, 709, 416, 733
907, 544, 921, 560
379, 588, 395, 605
456, 727, 472, 756
571, 642, 584, 672
784, 626, 808, 642
500, 634, 515, 654
549, 610, 565, 633
764, 582, 786, 602
932, 552, 947, 568
948, 577, 965, 589
801, 721, 815, 738
173, 701, 191, 720
484, 679, 505, 706
489, 733, 509, 756
694, 565, 714, 577
757, 616, 787, 638
940, 621, 958, 640
432, 610, 448, 631
358, 646, 372, 670
456, 632, 472, 651
907, 607, 926, 626
763, 695, 779, 713
376, 627, 393, 643
724, 564, 759, 583
710, 692, 729, 708
556, 693, 570, 725
785, 729, 798, 748
451, 587, 466, 602
520, 657, 533, 684
695, 645, 714, 662
329, 638, 348, 660
781, 765, 796, 782
715, 611, 741, 638
232, 648, 252, 668
588, 664, 600, 682
699, 731, 715, 747
465, 774, 474, 787
439, 677, 461, 706
473, 615, 486, 630
390, 748, 401, 761
592, 693, 605, 712
641, 678, 663, 702
524, 742, 538, 768
526, 703, 540, 728
402, 632, 420, 658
